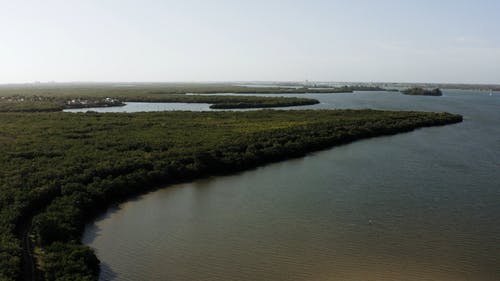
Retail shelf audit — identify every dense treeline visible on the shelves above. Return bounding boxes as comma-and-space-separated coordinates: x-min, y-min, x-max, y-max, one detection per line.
208, 98, 318, 109
0, 83, 406, 112
0, 84, 328, 113
0, 94, 319, 112
401, 88, 443, 96
0, 109, 462, 281
0, 100, 64, 112
121, 94, 319, 109
0, 83, 353, 97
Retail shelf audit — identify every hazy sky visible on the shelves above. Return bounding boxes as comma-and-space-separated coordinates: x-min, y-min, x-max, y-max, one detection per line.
1, 0, 499, 84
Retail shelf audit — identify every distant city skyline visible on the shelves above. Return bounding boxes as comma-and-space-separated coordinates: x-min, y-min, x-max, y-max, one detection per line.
1, 0, 499, 84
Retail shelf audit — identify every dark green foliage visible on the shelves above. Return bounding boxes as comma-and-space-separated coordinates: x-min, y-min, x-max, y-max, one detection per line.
0, 109, 462, 280
120, 94, 319, 109
0, 94, 320, 112
333, 85, 386, 91
401, 88, 443, 96
0, 83, 404, 112
0, 84, 334, 112
0, 83, 350, 97
208, 98, 319, 109
0, 233, 21, 281
39, 242, 99, 281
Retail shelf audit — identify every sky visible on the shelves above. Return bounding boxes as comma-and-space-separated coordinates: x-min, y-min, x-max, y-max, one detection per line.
1, 0, 499, 84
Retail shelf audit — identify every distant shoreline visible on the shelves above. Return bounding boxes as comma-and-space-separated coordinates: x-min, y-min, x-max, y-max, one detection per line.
1, 81, 499, 92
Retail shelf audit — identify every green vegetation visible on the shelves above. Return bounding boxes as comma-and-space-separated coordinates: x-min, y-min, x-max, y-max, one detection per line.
208, 97, 318, 109
0, 108, 462, 281
121, 94, 319, 109
0, 83, 351, 97
401, 88, 443, 96
0, 93, 319, 112
0, 96, 124, 112
338, 85, 386, 91
0, 83, 407, 112
37, 242, 99, 281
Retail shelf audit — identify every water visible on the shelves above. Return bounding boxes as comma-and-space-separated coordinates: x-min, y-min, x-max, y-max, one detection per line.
63, 102, 213, 113
62, 100, 318, 113
82, 90, 500, 281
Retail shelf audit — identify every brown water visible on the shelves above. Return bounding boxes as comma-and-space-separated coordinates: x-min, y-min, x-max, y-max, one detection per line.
83, 90, 500, 281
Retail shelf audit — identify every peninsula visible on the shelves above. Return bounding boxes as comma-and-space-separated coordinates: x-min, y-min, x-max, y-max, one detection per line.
0, 105, 462, 281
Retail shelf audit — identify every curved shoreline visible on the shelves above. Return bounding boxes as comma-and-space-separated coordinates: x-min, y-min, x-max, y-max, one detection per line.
83, 113, 463, 281
1, 110, 462, 281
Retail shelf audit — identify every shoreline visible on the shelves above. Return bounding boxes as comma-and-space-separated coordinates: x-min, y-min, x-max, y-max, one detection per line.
7, 110, 462, 281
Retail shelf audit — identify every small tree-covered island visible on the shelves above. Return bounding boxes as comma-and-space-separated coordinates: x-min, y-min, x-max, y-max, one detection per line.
401, 88, 443, 96
0, 86, 462, 281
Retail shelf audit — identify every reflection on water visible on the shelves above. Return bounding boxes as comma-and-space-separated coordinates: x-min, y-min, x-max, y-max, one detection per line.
82, 90, 500, 281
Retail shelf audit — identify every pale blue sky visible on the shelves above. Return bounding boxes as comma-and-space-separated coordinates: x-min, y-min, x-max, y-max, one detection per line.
1, 0, 499, 84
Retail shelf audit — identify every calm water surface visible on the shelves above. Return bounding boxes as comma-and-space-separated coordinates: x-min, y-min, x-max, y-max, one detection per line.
83, 90, 500, 281
63, 102, 213, 112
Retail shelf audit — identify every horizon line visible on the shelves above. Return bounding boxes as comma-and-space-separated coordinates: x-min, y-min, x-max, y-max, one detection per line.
1, 81, 500, 87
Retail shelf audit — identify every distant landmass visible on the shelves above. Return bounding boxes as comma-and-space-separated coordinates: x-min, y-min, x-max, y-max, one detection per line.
401, 88, 442, 96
